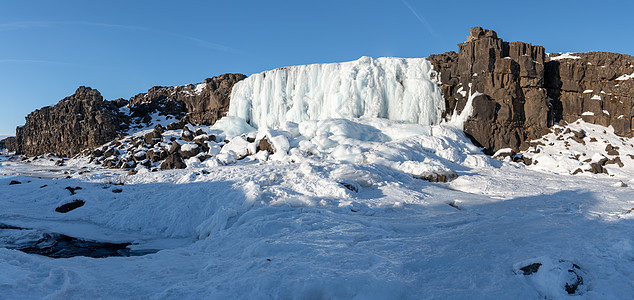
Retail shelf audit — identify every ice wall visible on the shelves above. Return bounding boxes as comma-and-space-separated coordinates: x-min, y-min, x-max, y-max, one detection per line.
228, 56, 445, 129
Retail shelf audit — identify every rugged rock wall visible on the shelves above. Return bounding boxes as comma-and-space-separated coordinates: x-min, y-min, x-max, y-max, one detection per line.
429, 27, 634, 154
0, 137, 17, 152
129, 73, 246, 125
9, 87, 127, 157
429, 27, 550, 154
545, 52, 634, 136
7, 74, 246, 157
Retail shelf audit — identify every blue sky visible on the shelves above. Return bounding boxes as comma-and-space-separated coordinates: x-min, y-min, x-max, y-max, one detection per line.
1, 0, 633, 135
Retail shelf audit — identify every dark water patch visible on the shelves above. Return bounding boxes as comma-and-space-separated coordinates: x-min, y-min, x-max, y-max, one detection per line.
55, 200, 85, 213
1, 223, 157, 258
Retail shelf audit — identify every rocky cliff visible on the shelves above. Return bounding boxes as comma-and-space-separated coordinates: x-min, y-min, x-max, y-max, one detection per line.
128, 73, 246, 125
10, 87, 127, 157
429, 27, 634, 154
545, 52, 634, 136
6, 74, 246, 157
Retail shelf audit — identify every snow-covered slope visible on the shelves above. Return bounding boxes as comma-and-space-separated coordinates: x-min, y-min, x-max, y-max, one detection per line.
228, 56, 445, 128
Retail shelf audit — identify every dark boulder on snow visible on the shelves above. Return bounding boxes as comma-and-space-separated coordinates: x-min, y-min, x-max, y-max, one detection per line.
258, 137, 275, 154
160, 152, 187, 169
55, 199, 85, 213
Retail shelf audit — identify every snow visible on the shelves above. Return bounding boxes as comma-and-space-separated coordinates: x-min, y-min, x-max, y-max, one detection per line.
583, 89, 593, 94
520, 120, 634, 179
591, 95, 602, 100
194, 82, 206, 94
548, 52, 581, 60
2, 139, 633, 298
616, 72, 634, 81
446, 84, 482, 130
582, 111, 595, 116
228, 56, 445, 129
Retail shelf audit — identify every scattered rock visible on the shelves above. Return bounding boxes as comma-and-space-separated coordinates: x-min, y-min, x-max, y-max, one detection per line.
519, 263, 542, 275
64, 186, 82, 195
258, 137, 275, 154
160, 153, 187, 169
605, 156, 624, 167
55, 200, 85, 213
181, 126, 194, 142
605, 144, 620, 156
339, 182, 358, 192
9, 180, 21, 185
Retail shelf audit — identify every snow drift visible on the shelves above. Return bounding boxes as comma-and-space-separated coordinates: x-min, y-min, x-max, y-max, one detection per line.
228, 56, 445, 129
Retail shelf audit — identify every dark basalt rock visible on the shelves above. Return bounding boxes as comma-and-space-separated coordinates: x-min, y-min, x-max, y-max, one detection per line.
55, 200, 85, 213
258, 137, 275, 154
429, 27, 634, 154
519, 263, 542, 275
128, 73, 247, 126
160, 152, 187, 169
7, 74, 245, 158
429, 27, 549, 154
8, 87, 127, 157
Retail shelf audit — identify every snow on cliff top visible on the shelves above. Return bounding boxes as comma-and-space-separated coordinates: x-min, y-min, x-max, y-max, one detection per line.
548, 52, 581, 60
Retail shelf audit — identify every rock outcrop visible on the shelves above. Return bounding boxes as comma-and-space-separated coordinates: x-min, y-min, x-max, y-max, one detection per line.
545, 52, 634, 137
7, 74, 246, 157
429, 27, 634, 154
429, 27, 550, 154
128, 73, 246, 125
9, 87, 127, 157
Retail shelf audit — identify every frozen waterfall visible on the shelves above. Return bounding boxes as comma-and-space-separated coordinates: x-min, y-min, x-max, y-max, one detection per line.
228, 56, 445, 129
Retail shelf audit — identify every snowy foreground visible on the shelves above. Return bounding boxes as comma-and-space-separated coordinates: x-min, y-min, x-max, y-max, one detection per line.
1, 118, 633, 299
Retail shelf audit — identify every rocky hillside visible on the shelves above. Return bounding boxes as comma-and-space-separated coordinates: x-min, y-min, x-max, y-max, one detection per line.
4, 74, 245, 157
9, 87, 127, 157
429, 27, 634, 154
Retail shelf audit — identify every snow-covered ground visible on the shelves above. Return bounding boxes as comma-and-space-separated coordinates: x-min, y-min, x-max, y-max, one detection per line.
1, 120, 633, 298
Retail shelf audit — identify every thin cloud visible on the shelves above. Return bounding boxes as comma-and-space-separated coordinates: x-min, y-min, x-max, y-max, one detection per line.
0, 59, 66, 65
401, 0, 438, 37
0, 21, 233, 52
177, 35, 233, 52
0, 21, 51, 31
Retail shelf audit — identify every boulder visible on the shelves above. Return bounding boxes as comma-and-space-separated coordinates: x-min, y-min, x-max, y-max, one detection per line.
160, 153, 187, 169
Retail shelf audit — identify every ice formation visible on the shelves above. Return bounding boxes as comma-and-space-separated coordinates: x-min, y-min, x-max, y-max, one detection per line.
228, 56, 445, 129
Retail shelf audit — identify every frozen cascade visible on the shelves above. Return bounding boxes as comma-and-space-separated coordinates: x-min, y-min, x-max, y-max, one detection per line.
228, 56, 445, 129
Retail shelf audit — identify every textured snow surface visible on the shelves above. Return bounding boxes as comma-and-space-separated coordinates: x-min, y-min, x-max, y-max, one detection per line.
548, 52, 581, 60
228, 56, 445, 129
520, 120, 634, 179
1, 150, 633, 298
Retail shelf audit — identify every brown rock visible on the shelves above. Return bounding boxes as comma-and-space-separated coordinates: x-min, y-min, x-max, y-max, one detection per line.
160, 153, 187, 169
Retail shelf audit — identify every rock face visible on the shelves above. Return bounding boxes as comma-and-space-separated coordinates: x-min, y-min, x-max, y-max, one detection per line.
429, 27, 550, 154
8, 74, 246, 157
9, 87, 127, 157
429, 27, 634, 154
545, 52, 634, 137
128, 73, 246, 125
